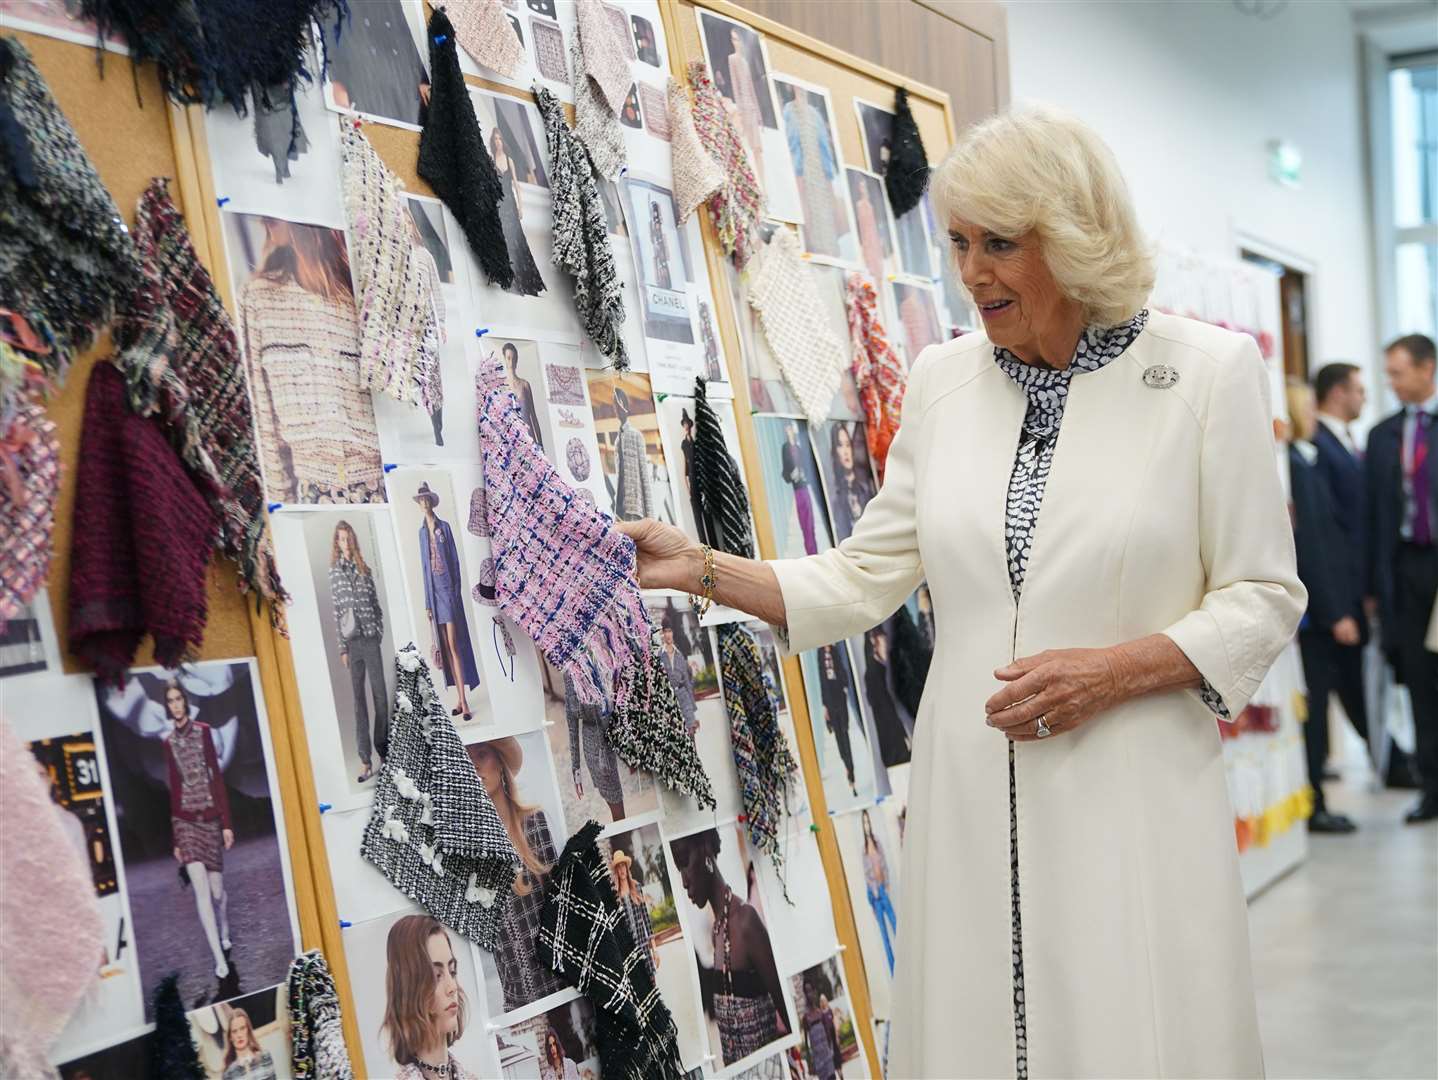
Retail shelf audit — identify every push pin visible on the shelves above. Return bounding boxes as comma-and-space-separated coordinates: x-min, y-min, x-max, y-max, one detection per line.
434, 33, 448, 44
217, 196, 231, 207
267, 502, 282, 513
383, 463, 398, 473
339, 919, 352, 929
475, 327, 490, 338
319, 802, 332, 814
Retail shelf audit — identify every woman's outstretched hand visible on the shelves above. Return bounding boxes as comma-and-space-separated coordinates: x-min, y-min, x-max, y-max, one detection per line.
615, 518, 700, 592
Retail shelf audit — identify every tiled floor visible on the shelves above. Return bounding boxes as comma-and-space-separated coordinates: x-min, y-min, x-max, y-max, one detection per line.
1248, 778, 1438, 1079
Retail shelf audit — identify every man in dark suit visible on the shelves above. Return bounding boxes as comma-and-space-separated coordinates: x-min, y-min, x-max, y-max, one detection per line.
1367, 334, 1438, 824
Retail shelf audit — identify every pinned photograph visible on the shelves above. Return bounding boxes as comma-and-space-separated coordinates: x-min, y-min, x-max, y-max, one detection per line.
222, 211, 383, 505
845, 168, 898, 288
752, 417, 834, 559
853, 622, 914, 771
187, 983, 293, 1080
669, 824, 794, 1070
93, 661, 299, 1019
57, 1031, 152, 1079
386, 468, 492, 727
0, 588, 56, 678
696, 8, 802, 222
494, 997, 598, 1079
799, 643, 877, 813
773, 77, 857, 264
620, 176, 696, 345
319, 0, 430, 129
790, 956, 870, 1079
655, 393, 753, 551
341, 909, 498, 1079
586, 370, 679, 526
470, 731, 573, 1021
471, 90, 551, 298
891, 280, 943, 364
813, 420, 877, 545
833, 808, 902, 1020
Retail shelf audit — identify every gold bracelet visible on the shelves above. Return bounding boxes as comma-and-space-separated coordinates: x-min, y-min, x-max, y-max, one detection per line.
692, 544, 717, 616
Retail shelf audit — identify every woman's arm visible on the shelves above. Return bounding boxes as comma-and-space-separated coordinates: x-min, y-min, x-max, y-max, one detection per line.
620, 351, 931, 650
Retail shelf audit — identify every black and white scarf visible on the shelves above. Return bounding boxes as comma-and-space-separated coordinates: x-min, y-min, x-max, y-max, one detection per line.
537, 821, 688, 1080
692, 377, 756, 558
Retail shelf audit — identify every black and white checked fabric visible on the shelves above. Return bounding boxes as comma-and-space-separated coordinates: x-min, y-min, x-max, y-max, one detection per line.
692, 377, 757, 558
360, 644, 520, 949
608, 638, 718, 810
537, 821, 688, 1080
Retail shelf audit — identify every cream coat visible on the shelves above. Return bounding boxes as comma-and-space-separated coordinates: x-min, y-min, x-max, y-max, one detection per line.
770, 311, 1305, 1079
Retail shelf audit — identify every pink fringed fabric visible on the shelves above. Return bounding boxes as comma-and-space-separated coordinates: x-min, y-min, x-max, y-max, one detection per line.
686, 60, 763, 267
846, 273, 908, 484
0, 402, 59, 623
0, 720, 105, 1076
474, 355, 650, 706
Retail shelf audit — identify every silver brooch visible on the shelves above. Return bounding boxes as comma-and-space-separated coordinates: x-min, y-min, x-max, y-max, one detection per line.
1143, 363, 1180, 389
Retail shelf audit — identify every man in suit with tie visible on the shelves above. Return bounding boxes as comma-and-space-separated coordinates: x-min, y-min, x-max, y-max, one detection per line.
1300, 363, 1370, 822
1367, 334, 1438, 824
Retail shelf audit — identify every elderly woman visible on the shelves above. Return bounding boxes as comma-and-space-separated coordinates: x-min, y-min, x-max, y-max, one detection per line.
620, 107, 1304, 1079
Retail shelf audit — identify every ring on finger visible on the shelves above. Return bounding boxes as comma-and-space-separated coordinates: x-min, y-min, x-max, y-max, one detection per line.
1035, 715, 1052, 738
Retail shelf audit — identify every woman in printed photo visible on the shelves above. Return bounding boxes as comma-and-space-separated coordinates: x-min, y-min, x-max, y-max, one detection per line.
818, 644, 859, 798
381, 915, 477, 1080
239, 218, 383, 504
649, 201, 673, 291
414, 482, 479, 721
221, 1007, 276, 1080
469, 738, 568, 1013
671, 830, 789, 1065
828, 424, 875, 542
544, 1026, 582, 1080
798, 976, 842, 1080
489, 128, 547, 297
564, 672, 626, 822
779, 82, 841, 258
502, 342, 545, 449
864, 626, 912, 767
861, 809, 897, 976
610, 848, 657, 980
163, 680, 236, 981
723, 26, 765, 184
329, 521, 389, 783
782, 422, 819, 556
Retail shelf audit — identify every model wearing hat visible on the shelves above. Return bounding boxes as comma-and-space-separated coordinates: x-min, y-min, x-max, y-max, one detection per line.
414, 482, 480, 719
610, 847, 658, 980
467, 737, 568, 1012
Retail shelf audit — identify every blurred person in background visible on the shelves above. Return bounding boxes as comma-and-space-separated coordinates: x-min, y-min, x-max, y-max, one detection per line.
1287, 378, 1359, 832
1367, 333, 1438, 824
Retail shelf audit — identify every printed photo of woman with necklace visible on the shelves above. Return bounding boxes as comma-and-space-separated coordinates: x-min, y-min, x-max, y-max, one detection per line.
382, 915, 478, 1080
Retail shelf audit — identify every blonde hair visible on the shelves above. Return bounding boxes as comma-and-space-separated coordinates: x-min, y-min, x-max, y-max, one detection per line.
1285, 377, 1316, 443
931, 106, 1154, 328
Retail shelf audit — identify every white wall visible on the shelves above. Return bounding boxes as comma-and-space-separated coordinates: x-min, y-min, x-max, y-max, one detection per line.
1003, 0, 1376, 375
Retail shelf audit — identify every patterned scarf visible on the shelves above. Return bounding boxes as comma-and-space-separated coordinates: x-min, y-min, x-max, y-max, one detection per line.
720, 624, 798, 891
537, 820, 689, 1080
668, 76, 723, 223
846, 272, 907, 484
0, 401, 58, 623
287, 950, 355, 1080
449, 0, 524, 78
115, 178, 286, 620
686, 60, 763, 267
418, 8, 514, 290
474, 355, 651, 705
746, 228, 847, 424
340, 123, 442, 410
0, 37, 141, 419
885, 87, 928, 218
692, 377, 755, 558
69, 363, 215, 681
608, 637, 717, 809
534, 86, 628, 370
360, 644, 521, 948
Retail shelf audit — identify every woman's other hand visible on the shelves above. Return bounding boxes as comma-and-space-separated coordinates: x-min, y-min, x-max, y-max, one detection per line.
615, 518, 700, 591
985, 648, 1123, 741
223, 828, 235, 850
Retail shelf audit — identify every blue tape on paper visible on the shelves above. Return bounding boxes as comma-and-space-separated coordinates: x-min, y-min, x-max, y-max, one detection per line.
217, 196, 231, 207
267, 502, 281, 513
318, 802, 332, 814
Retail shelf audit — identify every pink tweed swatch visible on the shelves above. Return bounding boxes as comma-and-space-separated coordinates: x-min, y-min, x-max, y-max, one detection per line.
686, 59, 764, 267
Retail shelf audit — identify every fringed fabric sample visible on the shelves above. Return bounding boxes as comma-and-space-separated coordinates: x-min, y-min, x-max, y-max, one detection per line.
846, 272, 908, 484
686, 60, 763, 267
360, 645, 521, 948
536, 821, 689, 1080
0, 720, 106, 1079
607, 640, 717, 809
720, 624, 799, 890
692, 377, 756, 558
0, 401, 58, 623
535, 86, 628, 370
575, 0, 632, 112
148, 974, 205, 1079
746, 228, 846, 424
418, 8, 515, 290
667, 76, 723, 223
474, 357, 651, 706
0, 37, 141, 418
69, 363, 214, 682
115, 178, 286, 618
885, 86, 929, 218
449, 0, 525, 77
340, 123, 442, 409
570, 22, 626, 180
287, 950, 355, 1080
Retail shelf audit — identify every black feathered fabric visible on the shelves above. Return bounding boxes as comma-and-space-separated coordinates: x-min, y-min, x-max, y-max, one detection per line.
692, 377, 755, 558
891, 603, 931, 719
885, 86, 929, 218
417, 8, 514, 290
148, 973, 205, 1079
